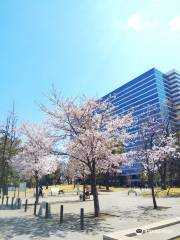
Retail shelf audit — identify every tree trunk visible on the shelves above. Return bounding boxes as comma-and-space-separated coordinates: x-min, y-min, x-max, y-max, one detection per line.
91, 161, 100, 217
149, 173, 157, 209
105, 171, 110, 191
92, 175, 100, 217
177, 165, 180, 187
2, 183, 8, 196
161, 160, 167, 190
82, 171, 86, 201
35, 171, 39, 203
151, 185, 157, 209
90, 182, 93, 194
1, 161, 8, 196
167, 186, 171, 196
167, 169, 173, 196
83, 181, 86, 201
114, 172, 118, 187
2, 166, 8, 196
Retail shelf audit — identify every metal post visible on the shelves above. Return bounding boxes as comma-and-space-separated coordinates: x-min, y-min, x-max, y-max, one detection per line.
80, 208, 84, 230
14, 187, 16, 198
45, 202, 48, 218
24, 199, 28, 212
60, 205, 63, 224
11, 197, 14, 208
17, 198, 21, 209
6, 196, 9, 206
1, 196, 4, 205
34, 201, 37, 216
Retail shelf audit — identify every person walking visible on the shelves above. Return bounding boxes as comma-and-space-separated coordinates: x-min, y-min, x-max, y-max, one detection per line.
39, 185, 43, 197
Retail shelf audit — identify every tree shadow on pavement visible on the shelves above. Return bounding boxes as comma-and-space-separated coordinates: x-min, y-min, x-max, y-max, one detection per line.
0, 213, 115, 239
102, 205, 173, 223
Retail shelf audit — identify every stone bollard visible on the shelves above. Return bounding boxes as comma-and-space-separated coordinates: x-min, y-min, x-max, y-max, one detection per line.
80, 208, 84, 230
38, 202, 51, 218
38, 202, 45, 216
13, 198, 22, 209
60, 205, 64, 224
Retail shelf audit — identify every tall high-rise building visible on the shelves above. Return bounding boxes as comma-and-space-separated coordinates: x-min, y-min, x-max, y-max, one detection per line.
101, 68, 180, 185
166, 69, 180, 130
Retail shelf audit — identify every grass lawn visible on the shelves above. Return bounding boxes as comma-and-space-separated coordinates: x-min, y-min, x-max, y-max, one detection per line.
5, 185, 180, 199
47, 184, 128, 192
4, 184, 128, 199
143, 188, 180, 197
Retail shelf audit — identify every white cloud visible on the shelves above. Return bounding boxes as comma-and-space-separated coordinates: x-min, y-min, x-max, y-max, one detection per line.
169, 16, 180, 32
127, 13, 141, 31
126, 13, 159, 32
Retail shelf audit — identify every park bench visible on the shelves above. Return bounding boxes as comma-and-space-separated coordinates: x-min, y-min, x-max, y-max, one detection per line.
50, 188, 64, 196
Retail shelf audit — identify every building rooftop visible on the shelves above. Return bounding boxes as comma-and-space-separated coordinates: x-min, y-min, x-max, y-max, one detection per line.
166, 69, 180, 75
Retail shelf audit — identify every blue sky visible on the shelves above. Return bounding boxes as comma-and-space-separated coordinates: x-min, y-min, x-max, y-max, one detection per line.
0, 0, 180, 123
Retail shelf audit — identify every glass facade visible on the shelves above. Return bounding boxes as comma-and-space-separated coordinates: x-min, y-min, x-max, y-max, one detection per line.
102, 68, 180, 183
166, 70, 180, 130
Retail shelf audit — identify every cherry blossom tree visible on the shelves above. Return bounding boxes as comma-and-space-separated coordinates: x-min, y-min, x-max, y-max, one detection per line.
157, 101, 174, 190
11, 123, 59, 202
103, 141, 124, 190
55, 159, 76, 185
134, 105, 177, 209
41, 92, 133, 217
69, 158, 90, 201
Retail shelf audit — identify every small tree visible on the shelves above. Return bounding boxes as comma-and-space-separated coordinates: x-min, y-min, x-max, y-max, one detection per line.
157, 102, 174, 190
135, 105, 177, 209
11, 123, 59, 202
0, 107, 20, 195
166, 131, 180, 190
59, 160, 75, 185
41, 93, 133, 216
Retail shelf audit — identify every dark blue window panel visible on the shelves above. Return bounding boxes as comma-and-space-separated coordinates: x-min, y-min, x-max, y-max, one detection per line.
132, 105, 161, 117
115, 90, 158, 110
122, 94, 159, 111
171, 89, 180, 94
114, 102, 160, 116
113, 98, 160, 115
112, 84, 157, 106
102, 68, 156, 100
137, 114, 162, 125
112, 78, 157, 101
121, 162, 142, 176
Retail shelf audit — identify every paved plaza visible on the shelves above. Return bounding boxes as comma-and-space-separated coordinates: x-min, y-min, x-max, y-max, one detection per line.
0, 190, 180, 240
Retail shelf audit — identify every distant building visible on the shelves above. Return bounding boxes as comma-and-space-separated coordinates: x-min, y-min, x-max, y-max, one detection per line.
102, 68, 180, 186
